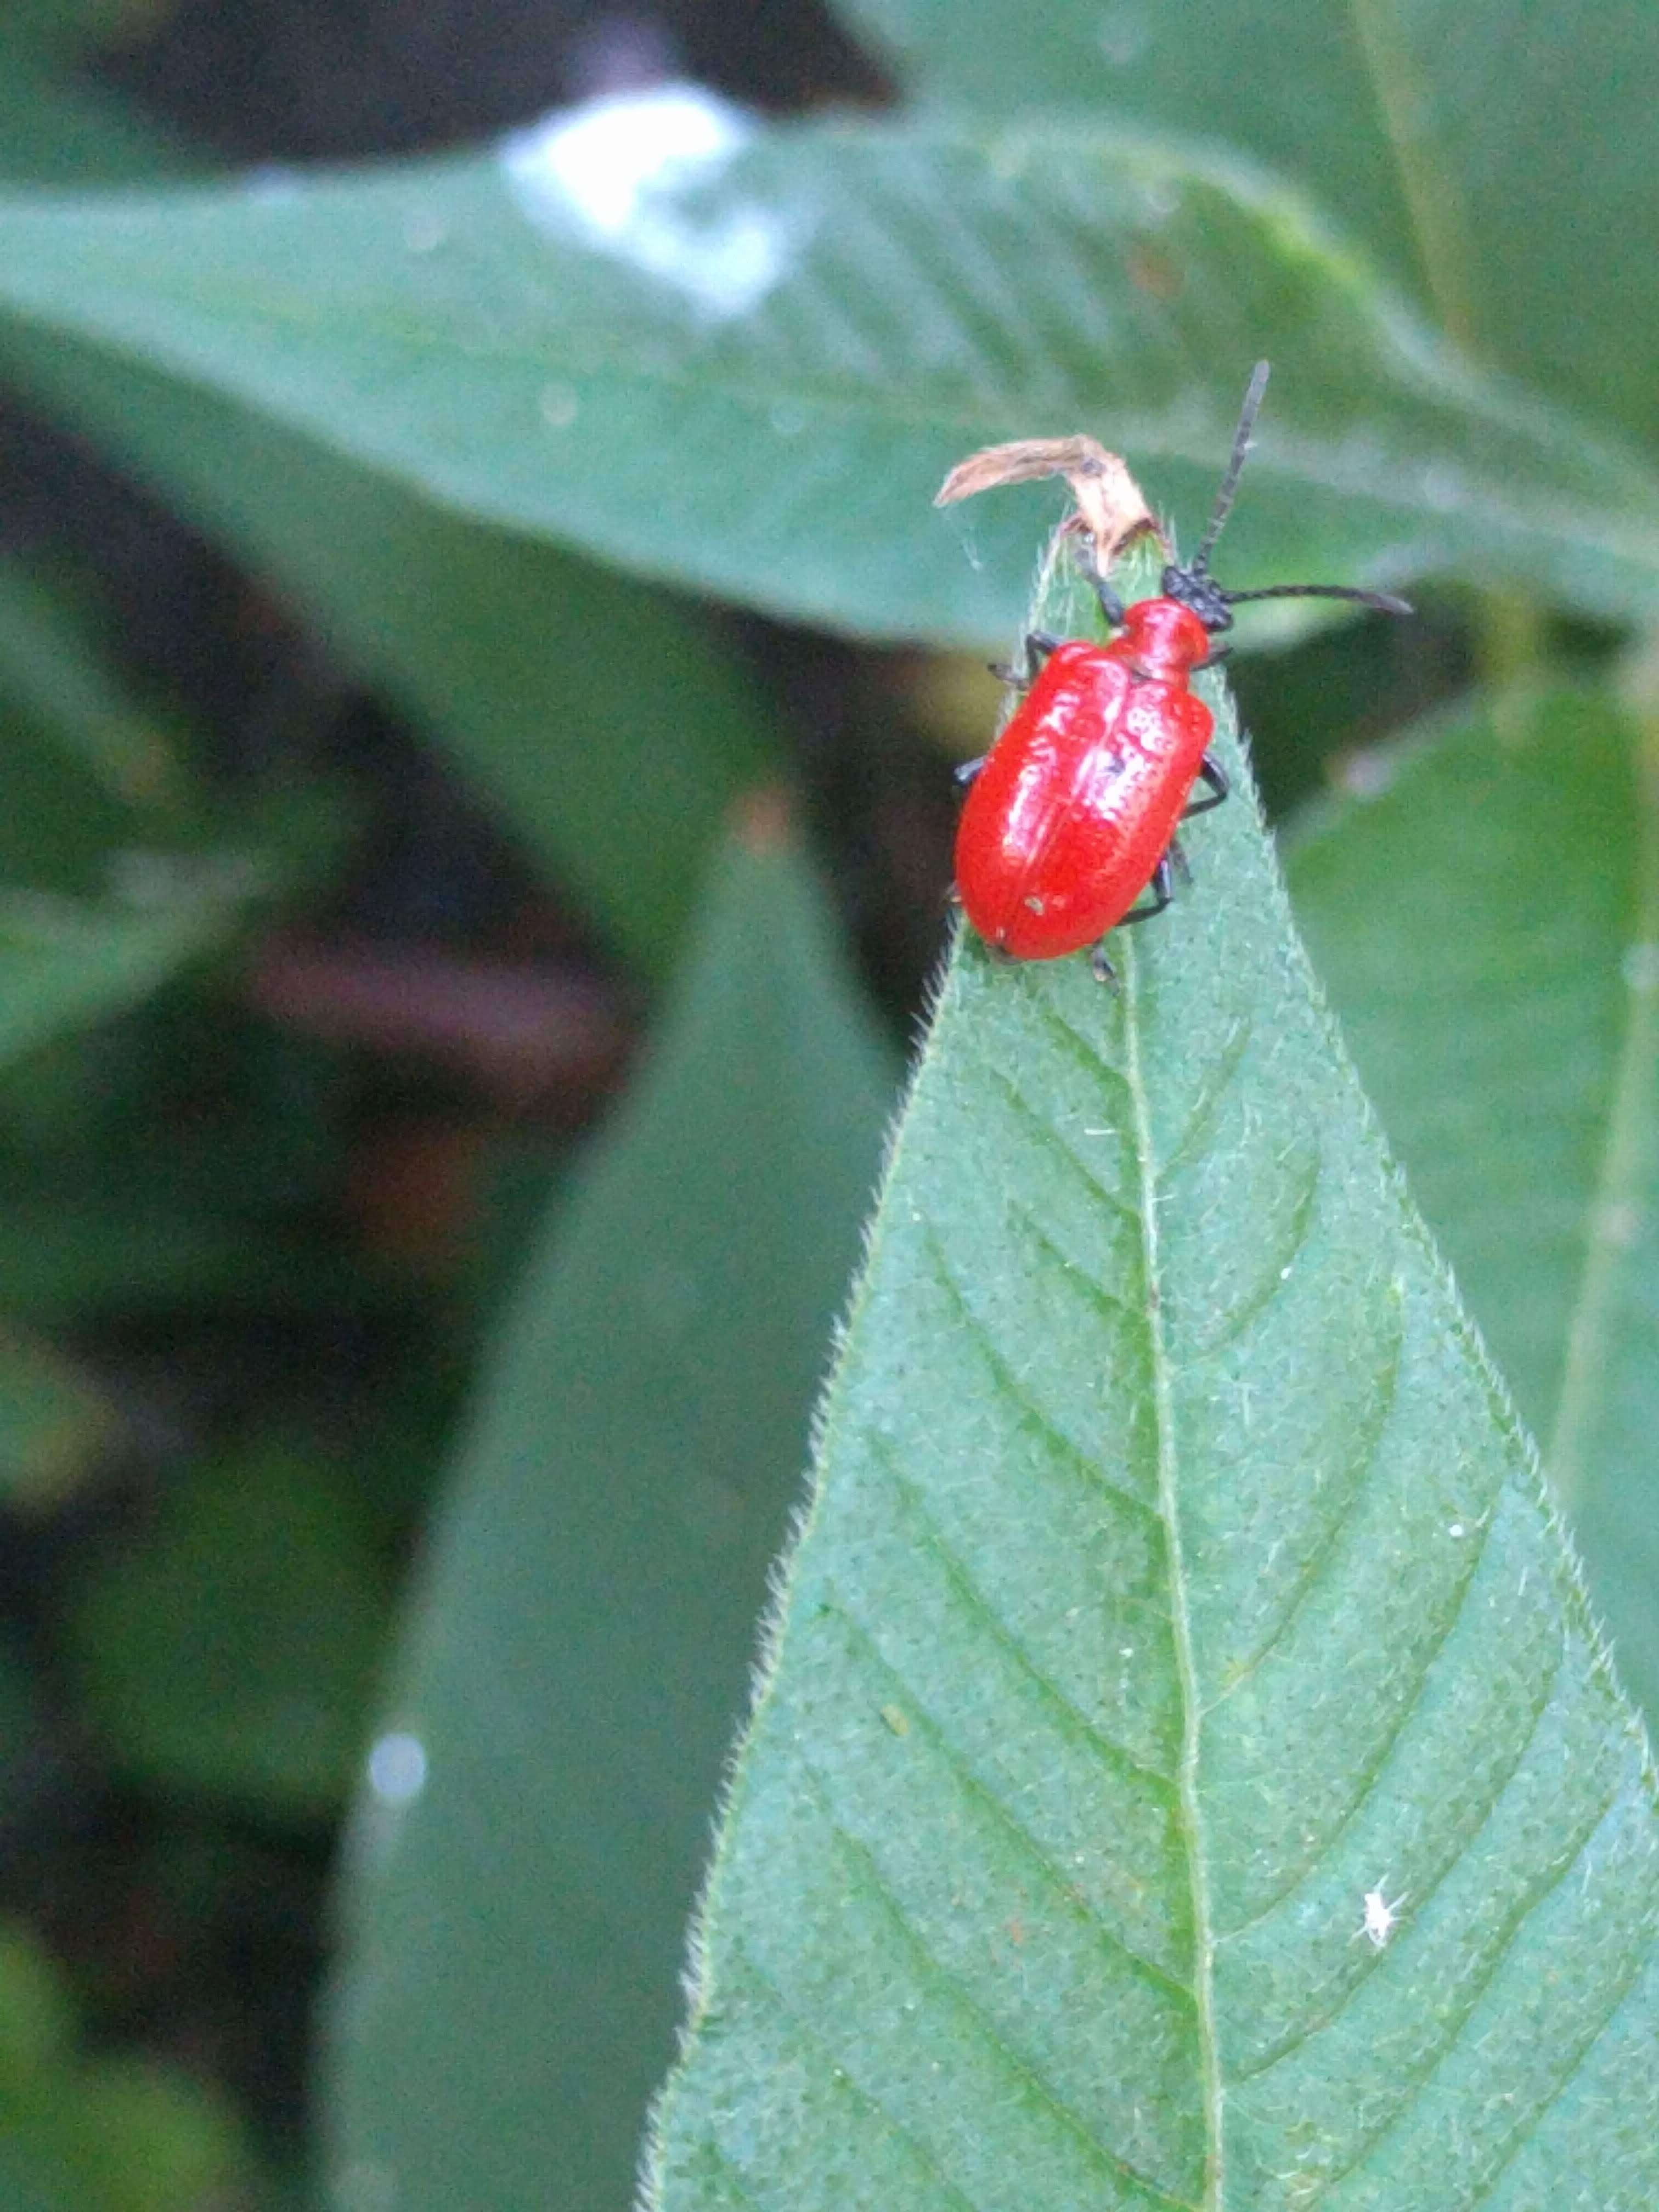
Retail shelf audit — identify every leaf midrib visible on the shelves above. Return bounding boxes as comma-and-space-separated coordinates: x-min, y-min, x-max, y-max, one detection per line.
1122, 933, 1224, 2210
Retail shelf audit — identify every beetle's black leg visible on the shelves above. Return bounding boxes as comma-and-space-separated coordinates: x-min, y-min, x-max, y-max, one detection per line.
1167, 834, 1192, 889
1194, 644, 1233, 673
954, 755, 987, 786
1118, 855, 1175, 925
1182, 752, 1229, 816
989, 630, 1062, 687
1093, 577, 1126, 629
944, 882, 962, 907
1092, 851, 1173, 980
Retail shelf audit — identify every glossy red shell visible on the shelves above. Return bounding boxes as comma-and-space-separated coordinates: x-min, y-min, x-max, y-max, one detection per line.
955, 597, 1214, 961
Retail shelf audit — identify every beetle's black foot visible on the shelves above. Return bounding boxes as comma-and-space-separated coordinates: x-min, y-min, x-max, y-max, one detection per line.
1089, 942, 1119, 988
1120, 854, 1175, 924
1182, 752, 1229, 816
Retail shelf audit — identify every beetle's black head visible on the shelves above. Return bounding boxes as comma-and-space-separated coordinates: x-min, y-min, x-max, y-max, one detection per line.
1160, 562, 1234, 633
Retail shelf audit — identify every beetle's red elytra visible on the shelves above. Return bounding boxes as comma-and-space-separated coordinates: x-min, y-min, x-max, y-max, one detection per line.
951, 363, 1411, 984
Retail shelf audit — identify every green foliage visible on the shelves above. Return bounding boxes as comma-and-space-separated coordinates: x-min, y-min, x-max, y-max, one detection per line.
1288, 688, 1659, 1726
838, 0, 1659, 452
325, 822, 897, 2212
0, 1323, 112, 1505
643, 561, 1659, 2212
0, 1921, 250, 2212
0, 335, 777, 977
1, 122, 1659, 648
0, 1, 1652, 2208
65, 1440, 394, 1818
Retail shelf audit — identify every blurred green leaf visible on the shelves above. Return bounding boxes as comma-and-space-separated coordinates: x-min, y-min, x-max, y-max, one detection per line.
0, 885, 247, 1069
1289, 685, 1659, 1723
0, 556, 191, 812
642, 549, 1659, 2211
836, 0, 1659, 455
4, 335, 777, 980
0, 1918, 249, 2212
0, 47, 191, 189
0, 2113, 82, 2211
53, 2056, 250, 2212
325, 811, 898, 2212
65, 1439, 392, 1817
0, 1322, 114, 1506
0, 1201, 375, 1322
0, 1922, 76, 2092
0, 709, 149, 898
0, 115, 1656, 650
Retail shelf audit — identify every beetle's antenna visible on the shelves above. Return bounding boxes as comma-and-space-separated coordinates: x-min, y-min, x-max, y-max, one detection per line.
1189, 360, 1270, 575
1223, 583, 1414, 616
1160, 363, 1414, 631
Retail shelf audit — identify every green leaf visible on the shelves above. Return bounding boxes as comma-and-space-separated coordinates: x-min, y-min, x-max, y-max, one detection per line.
1, 115, 1657, 646
0, 555, 191, 812
1288, 685, 1659, 1730
0, 1322, 114, 1507
0, 1921, 76, 2092
2, 333, 775, 979
0, 1918, 250, 2212
644, 552, 1659, 2210
64, 1440, 392, 1817
324, 814, 897, 2212
834, 0, 1659, 455
49, 2057, 250, 2212
0, 886, 244, 1069
0, 1201, 374, 1322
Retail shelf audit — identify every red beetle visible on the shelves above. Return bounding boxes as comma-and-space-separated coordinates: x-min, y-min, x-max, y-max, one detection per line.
953, 363, 1410, 981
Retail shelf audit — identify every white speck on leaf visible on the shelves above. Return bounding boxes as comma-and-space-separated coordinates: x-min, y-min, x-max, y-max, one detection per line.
1360, 1884, 1405, 1949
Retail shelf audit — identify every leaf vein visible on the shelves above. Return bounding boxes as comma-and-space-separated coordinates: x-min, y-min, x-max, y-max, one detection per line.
1180, 1140, 1322, 1363
1017, 987, 1135, 1102
1227, 1620, 1568, 2080
921, 1226, 1161, 1528
865, 1430, 1177, 1794
825, 1591, 1193, 2002
810, 1788, 1201, 2212
1300, 1781, 1630, 2205
724, 1940, 985, 2212
971, 1056, 1139, 1232
1201, 1293, 1405, 1716
1009, 1199, 1135, 1325
1160, 1014, 1255, 1183
1462, 1886, 1659, 2210
1213, 1470, 1503, 1940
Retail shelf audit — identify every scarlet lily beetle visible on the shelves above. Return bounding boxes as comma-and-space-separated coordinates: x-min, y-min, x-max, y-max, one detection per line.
953, 362, 1412, 983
